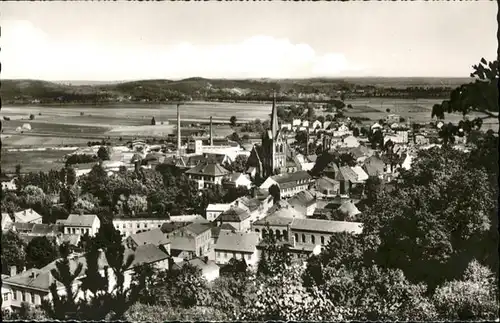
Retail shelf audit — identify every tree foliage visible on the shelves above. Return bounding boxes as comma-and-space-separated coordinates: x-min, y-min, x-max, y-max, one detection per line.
26, 236, 59, 269
1, 230, 27, 275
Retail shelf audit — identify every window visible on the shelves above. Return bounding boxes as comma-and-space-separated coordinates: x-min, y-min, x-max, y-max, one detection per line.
13, 290, 17, 300
144, 223, 148, 228
3, 293, 8, 301
311, 235, 315, 244
137, 223, 140, 228
31, 292, 35, 304
123, 224, 126, 228
22, 292, 26, 302
321, 236, 325, 245
294, 233, 299, 242
302, 234, 306, 243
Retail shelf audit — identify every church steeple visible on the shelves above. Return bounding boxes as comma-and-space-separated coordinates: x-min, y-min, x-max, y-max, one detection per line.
271, 91, 278, 139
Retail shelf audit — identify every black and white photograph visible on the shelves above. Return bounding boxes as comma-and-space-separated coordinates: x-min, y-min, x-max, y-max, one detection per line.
0, 1, 498, 321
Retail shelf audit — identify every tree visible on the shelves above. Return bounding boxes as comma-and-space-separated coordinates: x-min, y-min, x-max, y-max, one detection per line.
325, 114, 334, 122
97, 146, 110, 161
432, 259, 498, 320
268, 184, 280, 204
225, 155, 248, 173
385, 108, 390, 113
151, 117, 156, 125
1, 230, 27, 275
30, 114, 35, 120
352, 127, 360, 137
26, 236, 59, 269
127, 194, 148, 215
317, 115, 325, 124
230, 116, 237, 127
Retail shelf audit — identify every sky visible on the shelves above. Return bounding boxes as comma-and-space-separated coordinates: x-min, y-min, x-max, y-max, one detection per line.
1, 2, 497, 81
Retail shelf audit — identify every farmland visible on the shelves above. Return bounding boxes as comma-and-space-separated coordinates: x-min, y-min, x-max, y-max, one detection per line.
1, 99, 497, 174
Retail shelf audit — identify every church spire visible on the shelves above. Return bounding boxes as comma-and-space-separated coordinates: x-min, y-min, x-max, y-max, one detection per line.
271, 91, 278, 138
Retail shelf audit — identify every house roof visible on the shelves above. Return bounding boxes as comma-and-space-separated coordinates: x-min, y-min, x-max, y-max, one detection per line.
127, 228, 170, 247
61, 214, 98, 227
254, 214, 295, 227
325, 161, 339, 173
184, 222, 211, 236
218, 207, 251, 222
337, 200, 361, 217
335, 166, 358, 182
169, 236, 196, 252
306, 154, 318, 163
31, 224, 63, 235
234, 196, 261, 212
363, 163, 384, 177
227, 172, 250, 183
351, 166, 369, 182
185, 162, 230, 177
13, 209, 42, 223
215, 231, 260, 253
206, 203, 232, 212
204, 153, 228, 165
267, 200, 304, 219
291, 218, 363, 234
350, 145, 372, 159
11, 222, 36, 232
174, 258, 220, 274
124, 244, 170, 269
2, 213, 12, 224
315, 177, 340, 191
211, 223, 237, 240
270, 171, 312, 186
288, 190, 316, 208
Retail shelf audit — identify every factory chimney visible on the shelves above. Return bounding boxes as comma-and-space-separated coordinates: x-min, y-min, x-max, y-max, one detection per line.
177, 103, 181, 156
209, 116, 213, 146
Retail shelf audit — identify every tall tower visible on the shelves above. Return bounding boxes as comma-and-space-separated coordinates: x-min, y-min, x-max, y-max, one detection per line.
270, 91, 286, 174
177, 103, 181, 156
271, 92, 279, 139
209, 116, 214, 146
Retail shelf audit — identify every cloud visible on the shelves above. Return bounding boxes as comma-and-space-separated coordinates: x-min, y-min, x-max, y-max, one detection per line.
1, 20, 363, 80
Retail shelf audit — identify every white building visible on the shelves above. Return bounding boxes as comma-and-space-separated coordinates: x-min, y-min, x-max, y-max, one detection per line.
13, 209, 42, 224
59, 214, 101, 236
205, 204, 232, 222
225, 173, 252, 190
214, 230, 261, 268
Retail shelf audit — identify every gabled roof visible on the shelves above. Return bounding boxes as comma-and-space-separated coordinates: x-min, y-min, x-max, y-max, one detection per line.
254, 214, 295, 227
184, 222, 211, 236
227, 172, 250, 183
218, 207, 251, 222
288, 190, 316, 208
337, 200, 361, 217
124, 244, 170, 269
351, 166, 369, 182
185, 162, 230, 177
13, 209, 42, 223
211, 223, 237, 240
325, 161, 339, 173
363, 162, 384, 177
270, 171, 312, 186
215, 231, 260, 253
234, 196, 261, 212
315, 177, 340, 191
204, 153, 228, 165
11, 222, 36, 232
306, 154, 318, 163
127, 228, 170, 247
31, 224, 63, 235
335, 166, 358, 182
267, 200, 303, 218
61, 214, 98, 227
169, 236, 196, 252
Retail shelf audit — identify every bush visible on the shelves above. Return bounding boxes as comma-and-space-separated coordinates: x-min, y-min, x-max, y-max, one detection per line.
29, 114, 35, 120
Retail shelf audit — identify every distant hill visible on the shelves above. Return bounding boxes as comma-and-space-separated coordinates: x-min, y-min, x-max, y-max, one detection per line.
1, 77, 473, 104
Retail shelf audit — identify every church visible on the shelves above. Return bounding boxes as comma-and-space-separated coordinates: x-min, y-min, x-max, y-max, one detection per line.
248, 93, 301, 180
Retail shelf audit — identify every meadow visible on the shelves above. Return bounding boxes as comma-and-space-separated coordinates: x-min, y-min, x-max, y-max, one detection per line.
1, 148, 70, 173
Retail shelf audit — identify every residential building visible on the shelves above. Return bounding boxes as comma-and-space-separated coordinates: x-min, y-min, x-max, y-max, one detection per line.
260, 170, 313, 198
185, 162, 231, 190
225, 172, 252, 190
59, 214, 101, 236
1, 178, 17, 192
169, 222, 212, 260
13, 209, 42, 224
123, 244, 170, 288
311, 120, 322, 130
335, 166, 359, 196
337, 200, 361, 220
216, 206, 252, 232
288, 190, 317, 217
214, 230, 261, 268
315, 176, 341, 198
2, 213, 13, 231
351, 165, 369, 183
124, 228, 171, 254
205, 203, 232, 222
266, 200, 305, 220
113, 217, 169, 237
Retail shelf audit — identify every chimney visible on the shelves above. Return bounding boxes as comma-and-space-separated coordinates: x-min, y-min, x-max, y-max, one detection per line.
177, 103, 181, 156
10, 265, 16, 277
209, 116, 214, 146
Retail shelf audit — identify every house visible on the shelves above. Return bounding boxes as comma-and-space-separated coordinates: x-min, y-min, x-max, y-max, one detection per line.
302, 120, 310, 128
122, 244, 171, 288
335, 166, 359, 196
216, 207, 252, 232
232, 195, 272, 223
260, 170, 313, 198
1, 178, 17, 191
349, 145, 374, 163
59, 214, 101, 236
323, 121, 332, 130
172, 257, 220, 282
214, 230, 261, 268
266, 200, 305, 220
288, 190, 317, 217
311, 120, 322, 130
169, 222, 212, 260
386, 114, 400, 124
342, 135, 360, 148
13, 209, 42, 224
337, 200, 361, 220
350, 165, 369, 183
224, 173, 252, 190
113, 217, 170, 237
2, 213, 13, 231
315, 177, 340, 198
281, 123, 292, 131
292, 119, 302, 127
124, 228, 171, 253
185, 162, 231, 190
205, 203, 232, 222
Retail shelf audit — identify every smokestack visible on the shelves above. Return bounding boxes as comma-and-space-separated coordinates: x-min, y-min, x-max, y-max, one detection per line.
306, 131, 310, 155
209, 116, 213, 146
177, 104, 181, 156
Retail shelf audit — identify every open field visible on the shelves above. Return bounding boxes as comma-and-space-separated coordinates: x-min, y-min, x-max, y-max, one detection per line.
1, 134, 91, 147
1, 149, 70, 173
